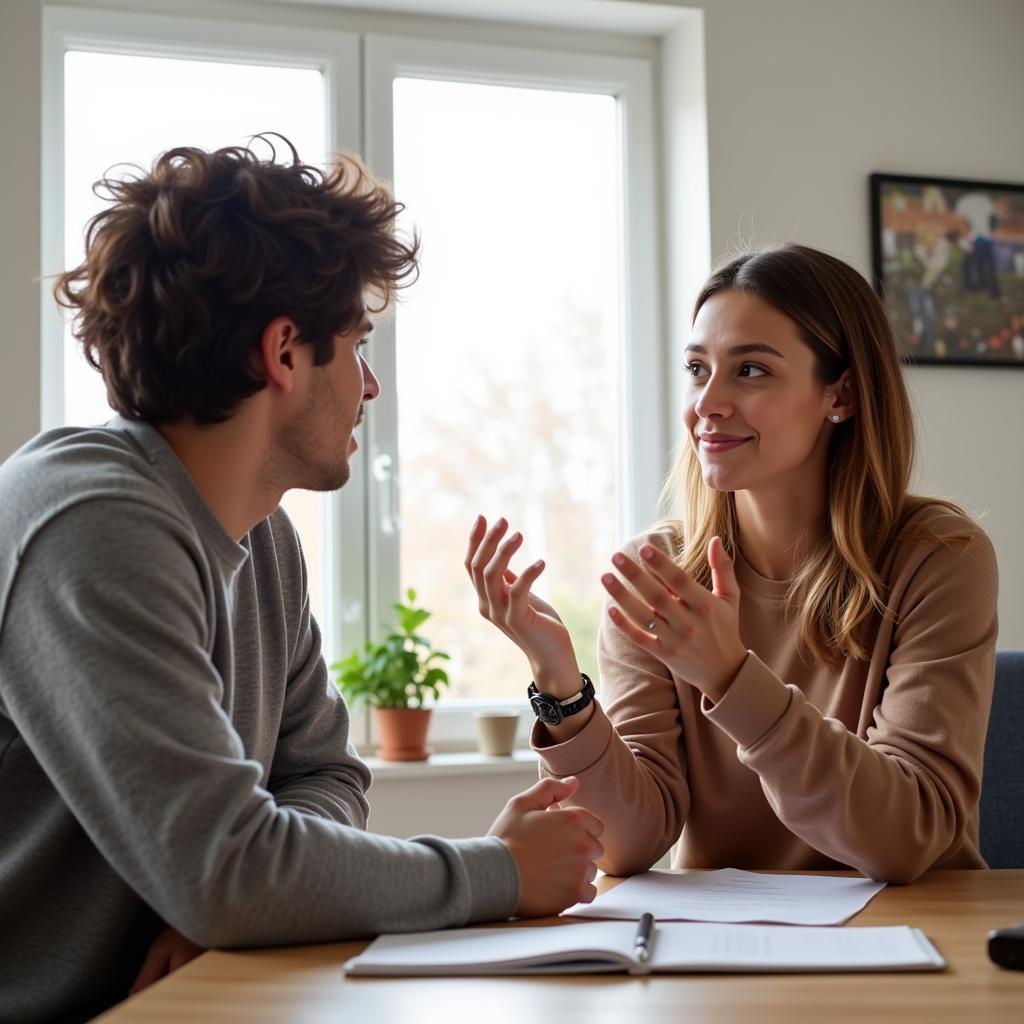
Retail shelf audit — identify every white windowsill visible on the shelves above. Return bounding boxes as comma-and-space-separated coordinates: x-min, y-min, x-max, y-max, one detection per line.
363, 748, 539, 779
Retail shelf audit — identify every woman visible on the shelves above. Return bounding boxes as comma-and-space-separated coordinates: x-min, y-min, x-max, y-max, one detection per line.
466, 244, 998, 884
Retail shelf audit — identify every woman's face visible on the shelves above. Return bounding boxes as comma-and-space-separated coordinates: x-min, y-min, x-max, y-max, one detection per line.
682, 288, 844, 496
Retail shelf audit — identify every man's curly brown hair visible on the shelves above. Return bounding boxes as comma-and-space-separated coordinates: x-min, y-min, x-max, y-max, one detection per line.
54, 134, 419, 424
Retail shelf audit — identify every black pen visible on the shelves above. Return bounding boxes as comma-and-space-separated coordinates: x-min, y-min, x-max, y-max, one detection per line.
633, 912, 655, 963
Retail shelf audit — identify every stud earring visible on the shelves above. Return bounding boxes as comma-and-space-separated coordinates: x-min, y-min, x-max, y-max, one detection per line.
830, 415, 841, 423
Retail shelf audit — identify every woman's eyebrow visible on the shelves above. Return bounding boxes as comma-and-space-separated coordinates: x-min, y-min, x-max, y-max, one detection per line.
684, 342, 786, 358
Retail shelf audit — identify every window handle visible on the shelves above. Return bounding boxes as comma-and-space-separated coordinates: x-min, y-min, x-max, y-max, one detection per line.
372, 451, 402, 535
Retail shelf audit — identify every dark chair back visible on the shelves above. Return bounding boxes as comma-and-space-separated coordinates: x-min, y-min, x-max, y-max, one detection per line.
980, 651, 1024, 868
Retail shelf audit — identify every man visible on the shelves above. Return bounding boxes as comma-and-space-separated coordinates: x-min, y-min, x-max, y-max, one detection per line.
0, 138, 603, 1022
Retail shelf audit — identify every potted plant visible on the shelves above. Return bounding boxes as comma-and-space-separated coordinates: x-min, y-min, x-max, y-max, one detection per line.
331, 588, 451, 762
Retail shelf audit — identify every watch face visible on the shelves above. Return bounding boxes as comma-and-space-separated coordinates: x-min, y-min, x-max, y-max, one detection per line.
530, 694, 562, 726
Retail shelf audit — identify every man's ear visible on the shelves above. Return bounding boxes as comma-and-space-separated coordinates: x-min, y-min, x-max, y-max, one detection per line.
826, 368, 857, 423
258, 317, 302, 394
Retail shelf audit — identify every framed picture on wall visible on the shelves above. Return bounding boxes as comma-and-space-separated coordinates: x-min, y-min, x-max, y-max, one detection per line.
870, 172, 1024, 366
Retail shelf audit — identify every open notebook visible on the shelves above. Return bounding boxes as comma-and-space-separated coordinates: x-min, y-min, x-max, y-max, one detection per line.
344, 921, 945, 977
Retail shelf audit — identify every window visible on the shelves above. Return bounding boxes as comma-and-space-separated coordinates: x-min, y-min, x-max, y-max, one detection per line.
363, 37, 662, 740
45, 11, 663, 749
391, 78, 622, 699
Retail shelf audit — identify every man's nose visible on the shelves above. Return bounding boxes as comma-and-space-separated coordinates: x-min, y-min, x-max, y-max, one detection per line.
362, 357, 381, 402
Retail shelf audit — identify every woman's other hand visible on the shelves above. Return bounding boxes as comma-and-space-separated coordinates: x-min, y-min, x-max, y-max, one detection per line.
601, 535, 747, 702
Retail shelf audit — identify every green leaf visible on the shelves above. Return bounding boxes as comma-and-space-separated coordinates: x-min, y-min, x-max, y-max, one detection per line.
396, 607, 431, 636
330, 587, 452, 710
423, 667, 449, 689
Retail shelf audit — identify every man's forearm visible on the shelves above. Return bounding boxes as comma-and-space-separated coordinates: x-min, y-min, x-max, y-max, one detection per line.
271, 765, 370, 828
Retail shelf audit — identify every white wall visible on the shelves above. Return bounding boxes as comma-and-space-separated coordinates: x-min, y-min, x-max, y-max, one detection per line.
688, 0, 1024, 647
363, 756, 540, 837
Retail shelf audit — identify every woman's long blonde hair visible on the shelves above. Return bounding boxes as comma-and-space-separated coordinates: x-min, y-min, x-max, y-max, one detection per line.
659, 244, 968, 663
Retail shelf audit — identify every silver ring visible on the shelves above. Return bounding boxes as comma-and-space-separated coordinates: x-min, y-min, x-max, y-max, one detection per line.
644, 619, 657, 631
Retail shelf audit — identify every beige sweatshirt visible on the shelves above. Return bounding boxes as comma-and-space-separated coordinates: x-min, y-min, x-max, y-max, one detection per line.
533, 506, 998, 883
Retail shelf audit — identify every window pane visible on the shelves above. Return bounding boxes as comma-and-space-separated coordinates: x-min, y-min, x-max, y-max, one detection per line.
63, 50, 327, 626
393, 78, 622, 700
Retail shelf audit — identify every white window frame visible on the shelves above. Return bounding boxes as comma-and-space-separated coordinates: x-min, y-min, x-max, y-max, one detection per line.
362, 35, 663, 748
41, 8, 666, 754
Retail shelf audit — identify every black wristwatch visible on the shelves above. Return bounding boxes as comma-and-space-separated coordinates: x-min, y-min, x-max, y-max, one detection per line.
528, 673, 596, 726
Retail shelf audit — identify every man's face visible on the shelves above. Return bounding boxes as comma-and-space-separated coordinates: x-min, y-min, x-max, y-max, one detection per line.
279, 314, 379, 492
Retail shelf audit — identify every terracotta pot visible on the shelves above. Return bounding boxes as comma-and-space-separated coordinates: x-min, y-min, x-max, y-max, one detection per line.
375, 707, 432, 762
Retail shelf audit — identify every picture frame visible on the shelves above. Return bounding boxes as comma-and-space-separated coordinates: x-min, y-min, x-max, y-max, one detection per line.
870, 172, 1024, 366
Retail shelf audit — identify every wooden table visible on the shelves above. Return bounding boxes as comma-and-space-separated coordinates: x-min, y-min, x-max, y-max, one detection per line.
97, 870, 1024, 1023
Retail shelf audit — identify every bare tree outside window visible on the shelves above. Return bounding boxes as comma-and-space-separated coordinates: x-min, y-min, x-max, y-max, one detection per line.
393, 79, 623, 700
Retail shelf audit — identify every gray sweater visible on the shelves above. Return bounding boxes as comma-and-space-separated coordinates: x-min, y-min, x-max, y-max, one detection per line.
0, 419, 518, 1022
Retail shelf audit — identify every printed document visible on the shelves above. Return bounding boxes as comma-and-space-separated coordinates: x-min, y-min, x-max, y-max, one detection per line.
564, 868, 885, 925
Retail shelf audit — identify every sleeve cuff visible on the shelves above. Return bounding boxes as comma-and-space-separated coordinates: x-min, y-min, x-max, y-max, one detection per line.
701, 651, 793, 750
529, 702, 614, 778
452, 835, 521, 924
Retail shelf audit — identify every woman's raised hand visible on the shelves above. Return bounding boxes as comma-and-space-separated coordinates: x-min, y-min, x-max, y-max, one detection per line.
601, 535, 748, 702
465, 515, 579, 690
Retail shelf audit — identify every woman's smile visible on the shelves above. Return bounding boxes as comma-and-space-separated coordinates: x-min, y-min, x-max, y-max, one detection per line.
698, 432, 752, 454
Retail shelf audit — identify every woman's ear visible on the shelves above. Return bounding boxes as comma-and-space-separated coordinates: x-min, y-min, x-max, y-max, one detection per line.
825, 368, 857, 424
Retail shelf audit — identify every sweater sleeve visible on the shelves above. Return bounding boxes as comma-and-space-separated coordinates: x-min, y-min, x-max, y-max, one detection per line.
265, 518, 371, 827
267, 605, 372, 827
532, 534, 691, 876
702, 529, 999, 884
0, 499, 518, 947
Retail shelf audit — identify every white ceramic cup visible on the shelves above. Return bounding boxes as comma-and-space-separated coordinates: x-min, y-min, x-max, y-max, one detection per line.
474, 712, 520, 757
